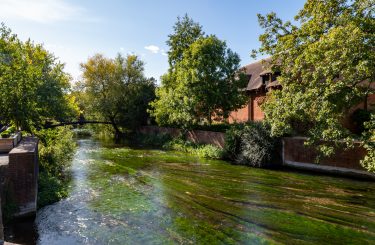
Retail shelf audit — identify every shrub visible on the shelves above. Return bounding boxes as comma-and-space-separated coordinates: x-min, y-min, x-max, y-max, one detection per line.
164, 137, 223, 159
195, 144, 223, 159
224, 122, 280, 167
223, 123, 245, 161
0, 125, 16, 138
134, 132, 172, 147
35, 127, 76, 208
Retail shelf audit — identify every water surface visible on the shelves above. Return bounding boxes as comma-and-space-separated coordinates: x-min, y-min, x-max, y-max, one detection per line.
36, 138, 375, 244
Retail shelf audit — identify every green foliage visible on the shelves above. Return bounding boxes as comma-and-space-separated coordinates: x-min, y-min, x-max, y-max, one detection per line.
134, 133, 172, 147
73, 128, 94, 138
164, 137, 223, 159
150, 15, 248, 128
0, 125, 16, 138
351, 109, 372, 133
194, 144, 223, 159
0, 23, 79, 131
166, 14, 205, 68
223, 123, 245, 161
80, 54, 156, 135
252, 0, 375, 166
361, 113, 375, 172
224, 122, 280, 167
36, 127, 76, 208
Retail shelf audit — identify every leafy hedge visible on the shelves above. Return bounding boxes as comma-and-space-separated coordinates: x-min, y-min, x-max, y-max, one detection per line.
224, 121, 281, 167
35, 127, 76, 208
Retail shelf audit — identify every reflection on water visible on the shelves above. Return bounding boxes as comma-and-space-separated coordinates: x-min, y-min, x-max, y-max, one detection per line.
36, 138, 375, 244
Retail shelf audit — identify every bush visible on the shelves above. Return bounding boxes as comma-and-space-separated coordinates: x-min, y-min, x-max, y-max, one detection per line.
134, 132, 172, 147
164, 137, 223, 159
35, 127, 76, 208
195, 144, 223, 159
224, 122, 280, 167
0, 125, 16, 138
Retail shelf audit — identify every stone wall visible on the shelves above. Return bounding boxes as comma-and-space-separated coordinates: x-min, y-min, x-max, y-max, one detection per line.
138, 126, 225, 148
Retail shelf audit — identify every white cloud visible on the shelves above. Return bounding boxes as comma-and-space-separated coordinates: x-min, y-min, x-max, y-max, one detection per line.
144, 45, 160, 54
0, 0, 95, 23
161, 49, 168, 56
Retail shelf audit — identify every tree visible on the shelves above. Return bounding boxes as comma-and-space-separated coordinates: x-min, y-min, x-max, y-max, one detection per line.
166, 14, 205, 69
150, 16, 248, 128
0, 23, 78, 132
80, 53, 155, 135
252, 0, 375, 170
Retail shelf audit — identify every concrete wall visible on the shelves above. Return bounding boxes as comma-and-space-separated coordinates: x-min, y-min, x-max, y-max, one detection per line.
138, 126, 225, 148
282, 137, 374, 179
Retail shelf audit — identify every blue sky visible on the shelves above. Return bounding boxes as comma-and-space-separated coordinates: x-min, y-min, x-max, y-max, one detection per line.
0, 0, 305, 82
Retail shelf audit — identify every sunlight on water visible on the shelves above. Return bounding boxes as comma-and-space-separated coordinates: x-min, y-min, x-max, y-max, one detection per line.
36, 138, 375, 244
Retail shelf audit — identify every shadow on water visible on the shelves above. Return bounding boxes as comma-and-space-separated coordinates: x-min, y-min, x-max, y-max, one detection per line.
8, 136, 375, 244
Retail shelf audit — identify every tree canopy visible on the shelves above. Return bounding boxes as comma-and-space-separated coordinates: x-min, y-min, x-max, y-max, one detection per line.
252, 0, 375, 170
150, 15, 248, 128
80, 53, 155, 135
0, 23, 79, 132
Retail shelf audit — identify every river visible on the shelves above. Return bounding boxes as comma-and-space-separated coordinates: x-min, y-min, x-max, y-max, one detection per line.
29, 138, 375, 244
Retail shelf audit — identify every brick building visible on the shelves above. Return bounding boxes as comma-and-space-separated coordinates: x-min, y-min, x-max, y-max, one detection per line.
228, 59, 375, 131
229, 59, 280, 123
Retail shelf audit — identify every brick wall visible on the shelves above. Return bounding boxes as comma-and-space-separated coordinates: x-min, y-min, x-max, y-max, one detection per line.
282, 137, 368, 171
228, 101, 250, 123
8, 137, 38, 217
251, 93, 266, 121
138, 126, 225, 148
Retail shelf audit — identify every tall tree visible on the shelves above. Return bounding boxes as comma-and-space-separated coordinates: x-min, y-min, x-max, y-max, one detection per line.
150, 16, 248, 128
166, 14, 205, 69
252, 0, 375, 170
0, 23, 78, 132
80, 54, 155, 135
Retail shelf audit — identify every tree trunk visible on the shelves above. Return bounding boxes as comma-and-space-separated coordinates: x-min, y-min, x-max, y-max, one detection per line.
207, 109, 212, 125
109, 118, 122, 139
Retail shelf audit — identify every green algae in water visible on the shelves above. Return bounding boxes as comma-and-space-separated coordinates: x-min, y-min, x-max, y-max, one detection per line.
86, 146, 375, 244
